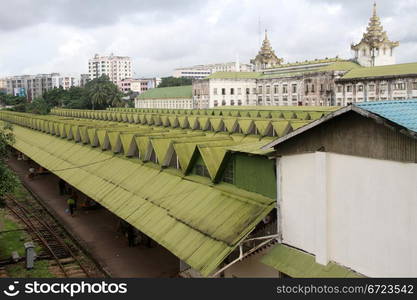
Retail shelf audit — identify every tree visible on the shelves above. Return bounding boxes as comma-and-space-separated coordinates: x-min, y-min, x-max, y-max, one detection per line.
158, 77, 192, 88
63, 87, 90, 109
25, 98, 51, 115
85, 75, 123, 109
42, 87, 67, 108
0, 93, 26, 106
0, 123, 18, 204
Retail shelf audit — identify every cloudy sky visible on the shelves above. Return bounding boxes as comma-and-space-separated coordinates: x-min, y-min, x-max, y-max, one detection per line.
1, 0, 416, 78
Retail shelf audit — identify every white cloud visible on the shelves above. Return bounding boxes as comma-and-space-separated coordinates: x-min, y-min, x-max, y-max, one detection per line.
0, 0, 416, 78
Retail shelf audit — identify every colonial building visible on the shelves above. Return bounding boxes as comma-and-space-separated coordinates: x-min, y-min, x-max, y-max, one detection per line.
193, 58, 360, 108
250, 30, 283, 71
192, 3, 416, 108
335, 62, 417, 105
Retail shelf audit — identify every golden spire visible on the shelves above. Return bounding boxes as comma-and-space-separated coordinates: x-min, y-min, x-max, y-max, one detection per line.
352, 2, 399, 50
251, 29, 283, 69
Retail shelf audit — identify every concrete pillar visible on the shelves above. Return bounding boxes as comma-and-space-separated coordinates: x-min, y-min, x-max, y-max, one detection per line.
276, 157, 283, 243
315, 151, 329, 265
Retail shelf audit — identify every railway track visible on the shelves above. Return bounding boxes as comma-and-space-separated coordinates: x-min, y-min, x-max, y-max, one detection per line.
5, 195, 93, 278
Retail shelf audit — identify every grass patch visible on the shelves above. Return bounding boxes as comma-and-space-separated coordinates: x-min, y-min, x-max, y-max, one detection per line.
0, 208, 29, 260
6, 260, 54, 278
13, 181, 31, 199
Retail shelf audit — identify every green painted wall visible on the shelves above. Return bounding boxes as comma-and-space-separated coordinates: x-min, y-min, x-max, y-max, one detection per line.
234, 154, 276, 199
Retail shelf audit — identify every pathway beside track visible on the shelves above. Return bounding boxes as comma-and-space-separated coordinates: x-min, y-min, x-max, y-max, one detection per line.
7, 156, 179, 278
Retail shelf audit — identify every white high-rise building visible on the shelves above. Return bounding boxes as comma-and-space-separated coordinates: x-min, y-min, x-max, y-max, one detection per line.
52, 75, 79, 90
88, 53, 132, 84
173, 62, 253, 80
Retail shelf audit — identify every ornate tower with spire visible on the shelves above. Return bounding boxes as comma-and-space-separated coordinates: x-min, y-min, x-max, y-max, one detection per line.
351, 2, 399, 67
251, 30, 283, 71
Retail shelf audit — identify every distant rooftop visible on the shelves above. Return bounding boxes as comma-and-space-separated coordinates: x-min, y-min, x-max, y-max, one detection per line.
207, 59, 361, 80
137, 85, 192, 100
207, 72, 262, 79
341, 62, 417, 80
356, 99, 417, 132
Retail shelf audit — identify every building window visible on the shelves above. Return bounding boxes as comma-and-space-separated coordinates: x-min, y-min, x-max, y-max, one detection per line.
292, 84, 297, 93
283, 96, 288, 103
394, 82, 406, 90
368, 84, 375, 92
274, 96, 279, 104
231, 100, 235, 106
380, 83, 387, 93
246, 88, 250, 95
346, 85, 352, 92
237, 100, 242, 106
337, 85, 343, 93
266, 96, 271, 103
222, 88, 226, 95
266, 85, 271, 94
231, 88, 234, 95
274, 85, 279, 94
195, 165, 210, 178
357, 85, 363, 92
413, 82, 417, 90
214, 100, 218, 107
222, 100, 226, 106
282, 84, 288, 94
311, 84, 315, 93
258, 86, 263, 94
257, 96, 262, 104
237, 88, 242, 95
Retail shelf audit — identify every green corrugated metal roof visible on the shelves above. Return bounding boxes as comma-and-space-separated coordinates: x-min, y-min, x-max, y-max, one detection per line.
261, 244, 364, 278
227, 141, 274, 156
137, 85, 193, 99
341, 62, 417, 80
272, 121, 291, 137
207, 72, 262, 79
10, 124, 274, 276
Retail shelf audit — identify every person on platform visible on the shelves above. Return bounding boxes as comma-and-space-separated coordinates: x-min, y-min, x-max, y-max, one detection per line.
67, 197, 75, 217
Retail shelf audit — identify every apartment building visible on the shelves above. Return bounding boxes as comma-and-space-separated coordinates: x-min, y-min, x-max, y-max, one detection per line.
4, 73, 59, 101
118, 78, 161, 94
51, 74, 79, 90
88, 53, 132, 84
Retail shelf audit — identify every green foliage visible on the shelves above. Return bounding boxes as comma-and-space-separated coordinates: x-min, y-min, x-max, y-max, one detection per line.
158, 76, 192, 88
0, 208, 28, 259
0, 123, 18, 199
85, 75, 124, 109
6, 260, 54, 278
7, 75, 124, 113
25, 98, 51, 115
0, 93, 26, 106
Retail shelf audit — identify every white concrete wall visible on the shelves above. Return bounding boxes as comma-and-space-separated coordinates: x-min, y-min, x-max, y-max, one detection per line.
280, 152, 417, 277
208, 79, 257, 108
